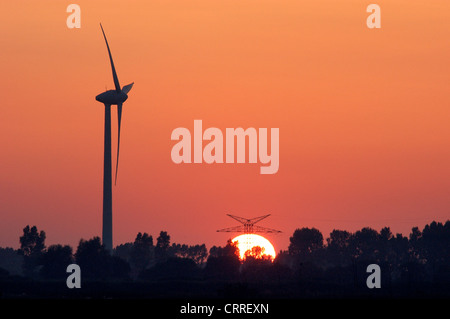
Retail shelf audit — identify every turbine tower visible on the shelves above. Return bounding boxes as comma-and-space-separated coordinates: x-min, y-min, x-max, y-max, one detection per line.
96, 24, 134, 252
217, 214, 282, 234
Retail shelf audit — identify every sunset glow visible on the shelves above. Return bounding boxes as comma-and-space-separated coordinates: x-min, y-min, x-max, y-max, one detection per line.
232, 234, 276, 260
0, 1, 449, 254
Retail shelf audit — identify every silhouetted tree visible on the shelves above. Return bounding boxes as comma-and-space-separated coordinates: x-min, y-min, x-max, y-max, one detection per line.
2, 219, 449, 297
380, 227, 393, 241
188, 244, 208, 264
75, 237, 110, 280
289, 227, 324, 269
378, 227, 393, 263
18, 225, 46, 277
171, 243, 208, 264
114, 242, 133, 263
327, 229, 351, 249
289, 228, 324, 255
209, 239, 240, 259
155, 231, 170, 260
386, 233, 414, 283
130, 232, 154, 276
244, 245, 262, 259
348, 227, 379, 261
326, 229, 352, 267
40, 245, 73, 280
209, 246, 220, 258
75, 237, 131, 281
204, 240, 240, 281
419, 221, 450, 282
19, 226, 46, 257
243, 245, 272, 261
170, 243, 188, 258
409, 226, 423, 261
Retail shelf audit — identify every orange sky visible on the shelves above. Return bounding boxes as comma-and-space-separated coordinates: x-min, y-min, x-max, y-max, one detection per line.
1, 1, 449, 252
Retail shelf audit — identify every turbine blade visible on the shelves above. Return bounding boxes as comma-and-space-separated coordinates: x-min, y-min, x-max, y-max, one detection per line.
115, 103, 122, 185
100, 23, 121, 92
122, 82, 134, 94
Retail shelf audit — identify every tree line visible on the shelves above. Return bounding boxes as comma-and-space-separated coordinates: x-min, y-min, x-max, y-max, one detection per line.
0, 221, 448, 296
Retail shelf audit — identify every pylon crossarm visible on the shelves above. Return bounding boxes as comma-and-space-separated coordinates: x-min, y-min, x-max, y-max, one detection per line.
226, 214, 251, 225
248, 214, 271, 225
216, 225, 245, 233
252, 225, 282, 234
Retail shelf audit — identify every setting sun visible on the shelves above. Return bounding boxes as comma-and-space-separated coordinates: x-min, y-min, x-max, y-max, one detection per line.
232, 234, 276, 260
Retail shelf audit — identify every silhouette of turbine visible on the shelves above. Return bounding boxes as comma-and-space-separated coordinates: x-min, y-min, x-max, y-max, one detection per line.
217, 214, 282, 234
96, 23, 134, 252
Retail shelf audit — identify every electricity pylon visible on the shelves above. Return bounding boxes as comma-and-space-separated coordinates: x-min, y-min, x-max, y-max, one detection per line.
217, 214, 282, 234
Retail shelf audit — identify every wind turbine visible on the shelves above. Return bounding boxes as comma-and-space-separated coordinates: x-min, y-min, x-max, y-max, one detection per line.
95, 23, 134, 252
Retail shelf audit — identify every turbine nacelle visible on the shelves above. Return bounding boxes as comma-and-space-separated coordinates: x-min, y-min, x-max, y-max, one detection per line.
95, 90, 128, 105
